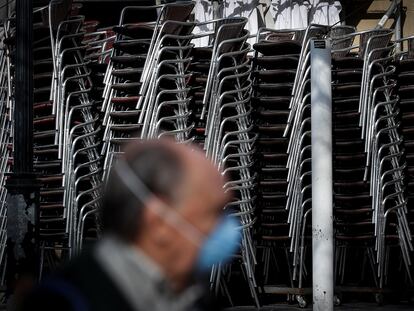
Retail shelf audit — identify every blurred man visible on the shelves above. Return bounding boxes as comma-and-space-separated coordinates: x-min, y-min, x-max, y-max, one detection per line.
22, 139, 240, 311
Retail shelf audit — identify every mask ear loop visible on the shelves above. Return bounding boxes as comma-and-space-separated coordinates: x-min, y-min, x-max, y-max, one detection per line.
114, 159, 205, 247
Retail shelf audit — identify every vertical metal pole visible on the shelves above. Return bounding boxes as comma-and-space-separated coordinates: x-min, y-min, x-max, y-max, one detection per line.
376, 0, 402, 29
311, 39, 333, 311
395, 0, 403, 53
5, 0, 40, 296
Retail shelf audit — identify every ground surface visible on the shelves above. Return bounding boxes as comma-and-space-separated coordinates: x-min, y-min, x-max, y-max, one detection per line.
226, 303, 414, 310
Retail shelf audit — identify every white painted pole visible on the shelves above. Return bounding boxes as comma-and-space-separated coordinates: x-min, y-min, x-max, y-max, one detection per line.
311, 39, 334, 311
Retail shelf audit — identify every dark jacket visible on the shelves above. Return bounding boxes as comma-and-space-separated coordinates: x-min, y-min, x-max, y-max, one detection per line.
20, 248, 220, 311
21, 250, 135, 311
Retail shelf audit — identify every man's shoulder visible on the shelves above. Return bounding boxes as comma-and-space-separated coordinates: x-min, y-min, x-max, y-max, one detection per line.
58, 248, 136, 311
22, 248, 136, 311
57, 248, 102, 283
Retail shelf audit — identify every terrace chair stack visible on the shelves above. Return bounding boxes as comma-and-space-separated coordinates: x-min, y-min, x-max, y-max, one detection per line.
330, 28, 413, 300
250, 26, 327, 305
362, 48, 412, 295
186, 46, 210, 146
201, 17, 260, 307
100, 3, 195, 182
392, 35, 414, 290
80, 28, 115, 172
137, 3, 196, 143
251, 28, 302, 298
0, 20, 13, 280
187, 18, 247, 147
24, 2, 103, 269
100, 5, 159, 182
54, 19, 104, 256
30, 3, 74, 269
82, 26, 115, 114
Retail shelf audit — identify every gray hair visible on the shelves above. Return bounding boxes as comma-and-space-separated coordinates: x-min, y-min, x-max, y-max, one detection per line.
100, 142, 184, 242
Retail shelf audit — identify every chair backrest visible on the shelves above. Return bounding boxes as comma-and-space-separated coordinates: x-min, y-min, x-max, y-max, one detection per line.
214, 18, 248, 54
331, 25, 356, 52
159, 2, 195, 35
360, 29, 392, 59
266, 31, 296, 42
44, 0, 73, 31
331, 25, 356, 38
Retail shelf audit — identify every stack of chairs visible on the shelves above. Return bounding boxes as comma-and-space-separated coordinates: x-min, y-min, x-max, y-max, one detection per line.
137, 3, 196, 143
187, 18, 246, 147
0, 3, 67, 272
251, 25, 326, 306
53, 18, 103, 256
100, 5, 160, 181
29, 2, 103, 270
30, 4, 73, 270
201, 18, 260, 307
392, 35, 414, 290
331, 30, 384, 294
0, 20, 13, 283
83, 28, 115, 115
330, 28, 413, 301
186, 46, 210, 146
101, 3, 194, 182
66, 22, 117, 254
252, 27, 303, 298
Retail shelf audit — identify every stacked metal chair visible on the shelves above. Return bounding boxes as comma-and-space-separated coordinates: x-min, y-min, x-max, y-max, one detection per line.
251, 25, 327, 306
83, 28, 115, 114
392, 35, 414, 289
251, 27, 303, 299
26, 2, 103, 270
30, 4, 71, 269
330, 28, 413, 301
137, 3, 196, 143
0, 19, 13, 282
100, 5, 159, 182
54, 19, 104, 256
101, 3, 195, 183
200, 17, 260, 307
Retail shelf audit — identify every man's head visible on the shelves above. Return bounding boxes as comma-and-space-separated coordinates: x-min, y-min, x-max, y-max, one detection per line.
100, 139, 230, 290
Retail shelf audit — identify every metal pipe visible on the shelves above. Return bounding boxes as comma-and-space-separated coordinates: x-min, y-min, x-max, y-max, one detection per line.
376, 0, 402, 29
311, 39, 334, 311
395, 0, 403, 52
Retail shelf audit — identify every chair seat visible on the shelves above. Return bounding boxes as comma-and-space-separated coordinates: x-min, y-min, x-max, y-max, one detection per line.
111, 68, 143, 79
255, 55, 299, 69
113, 24, 154, 39
332, 57, 364, 70
111, 55, 146, 65
254, 69, 296, 82
113, 40, 150, 54
253, 40, 302, 56
111, 96, 140, 105
111, 82, 142, 91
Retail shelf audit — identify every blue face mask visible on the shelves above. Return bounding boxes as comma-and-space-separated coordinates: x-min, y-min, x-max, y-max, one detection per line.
115, 159, 242, 273
196, 216, 241, 272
